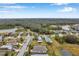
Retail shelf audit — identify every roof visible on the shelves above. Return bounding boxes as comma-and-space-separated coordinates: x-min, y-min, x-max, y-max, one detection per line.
59, 33, 63, 37
5, 36, 15, 40
8, 39, 18, 45
37, 36, 43, 42
19, 32, 23, 36
0, 44, 13, 50
31, 45, 48, 54
73, 24, 79, 30
44, 35, 52, 43
74, 24, 79, 27
0, 48, 11, 56
62, 25, 70, 31
0, 35, 3, 41
49, 25, 57, 28
17, 35, 21, 39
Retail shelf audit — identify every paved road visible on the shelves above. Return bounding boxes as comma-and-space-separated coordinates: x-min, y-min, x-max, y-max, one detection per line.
17, 34, 33, 56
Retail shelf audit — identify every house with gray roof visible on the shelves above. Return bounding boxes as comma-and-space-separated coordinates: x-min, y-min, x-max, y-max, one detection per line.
37, 36, 43, 43
0, 44, 13, 50
44, 35, 52, 43
30, 45, 48, 56
31, 45, 48, 54
0, 35, 3, 42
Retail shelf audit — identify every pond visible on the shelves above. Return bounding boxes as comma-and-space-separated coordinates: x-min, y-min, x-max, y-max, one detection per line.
60, 49, 72, 56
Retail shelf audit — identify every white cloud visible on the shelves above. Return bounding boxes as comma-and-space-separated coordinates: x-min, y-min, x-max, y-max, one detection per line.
0, 10, 9, 12
0, 6, 27, 9
50, 3, 68, 6
58, 7, 77, 12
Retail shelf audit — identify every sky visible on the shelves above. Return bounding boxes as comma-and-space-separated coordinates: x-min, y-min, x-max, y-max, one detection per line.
0, 3, 79, 18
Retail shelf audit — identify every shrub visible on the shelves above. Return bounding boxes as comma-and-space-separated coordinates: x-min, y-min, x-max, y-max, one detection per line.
64, 35, 77, 44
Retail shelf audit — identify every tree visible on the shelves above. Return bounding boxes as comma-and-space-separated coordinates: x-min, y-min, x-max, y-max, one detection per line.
64, 35, 77, 44
5, 52, 9, 56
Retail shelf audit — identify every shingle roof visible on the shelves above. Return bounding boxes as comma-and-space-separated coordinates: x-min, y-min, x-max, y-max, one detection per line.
31, 45, 48, 54
8, 39, 18, 45
44, 35, 52, 43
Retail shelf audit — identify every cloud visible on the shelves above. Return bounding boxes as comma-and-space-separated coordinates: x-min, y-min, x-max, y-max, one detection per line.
0, 10, 17, 13
58, 7, 77, 12
50, 3, 68, 6
0, 10, 9, 12
0, 6, 27, 9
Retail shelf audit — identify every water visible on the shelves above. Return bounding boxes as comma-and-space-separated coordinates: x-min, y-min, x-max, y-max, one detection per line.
60, 49, 72, 56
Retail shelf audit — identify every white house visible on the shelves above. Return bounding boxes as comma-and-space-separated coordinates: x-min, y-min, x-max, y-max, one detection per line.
37, 36, 43, 43
62, 25, 70, 31
19, 32, 23, 36
0, 44, 13, 50
17, 35, 21, 39
73, 24, 79, 31
59, 33, 63, 37
44, 35, 52, 43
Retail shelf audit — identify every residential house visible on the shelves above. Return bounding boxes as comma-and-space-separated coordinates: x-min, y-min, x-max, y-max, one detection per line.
62, 25, 70, 31
0, 35, 3, 42
19, 32, 23, 36
0, 48, 11, 56
37, 36, 43, 43
8, 39, 18, 46
44, 35, 52, 43
73, 24, 79, 31
0, 44, 13, 50
17, 35, 21, 39
31, 45, 48, 54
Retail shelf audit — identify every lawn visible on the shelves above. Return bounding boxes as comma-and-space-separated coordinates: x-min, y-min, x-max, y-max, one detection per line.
62, 43, 79, 56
